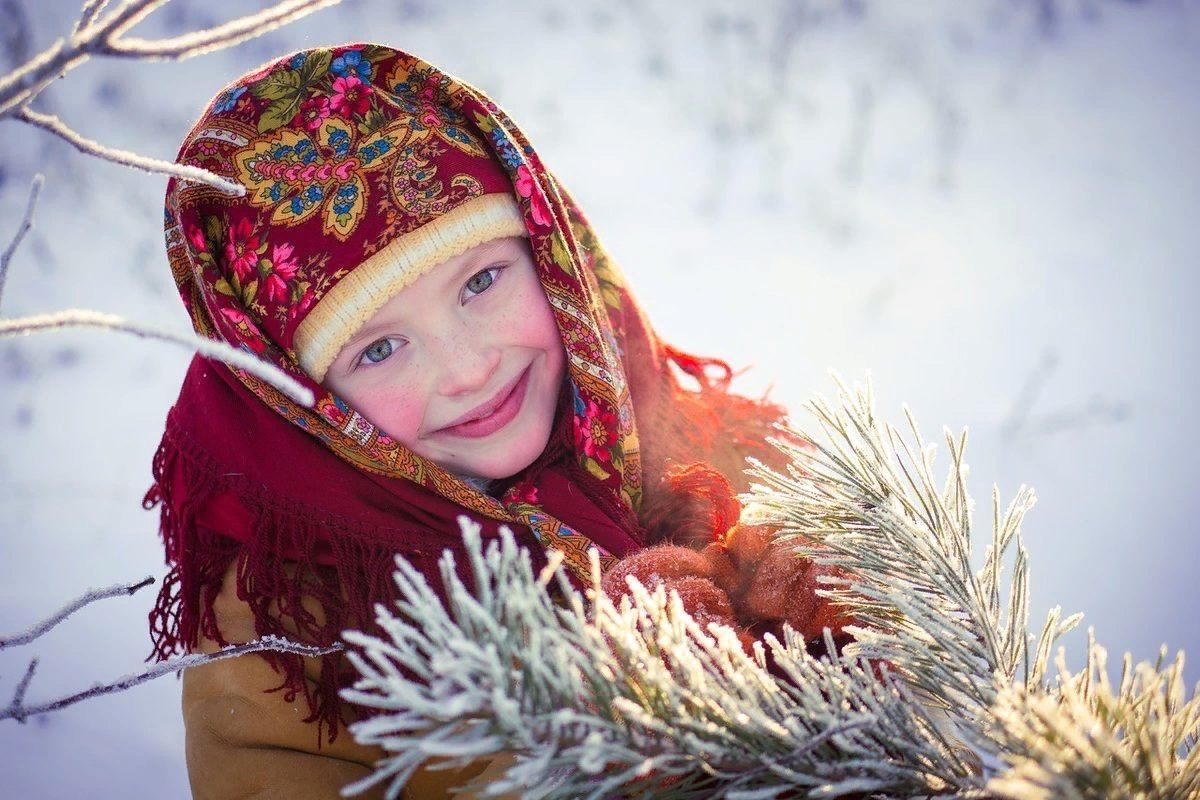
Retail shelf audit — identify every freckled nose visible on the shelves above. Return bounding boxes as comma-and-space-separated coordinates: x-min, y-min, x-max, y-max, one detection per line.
434, 337, 501, 398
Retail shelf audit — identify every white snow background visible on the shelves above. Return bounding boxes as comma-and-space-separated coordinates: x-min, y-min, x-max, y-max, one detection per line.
1, 0, 1197, 795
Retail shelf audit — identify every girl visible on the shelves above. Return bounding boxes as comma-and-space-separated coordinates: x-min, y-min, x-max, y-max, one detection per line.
144, 42, 849, 799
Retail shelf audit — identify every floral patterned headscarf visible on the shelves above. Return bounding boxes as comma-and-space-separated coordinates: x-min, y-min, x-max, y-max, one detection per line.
145, 42, 798, 747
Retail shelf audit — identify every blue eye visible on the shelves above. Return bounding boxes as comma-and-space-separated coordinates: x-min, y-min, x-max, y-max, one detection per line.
463, 265, 505, 301
358, 337, 403, 367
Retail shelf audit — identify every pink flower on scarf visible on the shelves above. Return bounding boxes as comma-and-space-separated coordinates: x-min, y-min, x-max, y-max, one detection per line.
329, 75, 372, 117
287, 286, 316, 321
218, 306, 266, 353
514, 165, 552, 228
575, 398, 617, 463
508, 481, 540, 506
184, 223, 207, 253
223, 217, 260, 281
219, 305, 256, 329
262, 241, 299, 303
293, 95, 331, 132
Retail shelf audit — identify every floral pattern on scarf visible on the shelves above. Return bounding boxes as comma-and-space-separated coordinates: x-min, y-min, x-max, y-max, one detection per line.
164, 44, 646, 586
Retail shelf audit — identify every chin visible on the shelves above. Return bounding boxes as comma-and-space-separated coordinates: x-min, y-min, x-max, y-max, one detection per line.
467, 419, 553, 480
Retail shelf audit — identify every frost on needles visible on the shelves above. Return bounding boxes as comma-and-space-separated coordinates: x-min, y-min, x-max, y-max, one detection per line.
336, 374, 1200, 800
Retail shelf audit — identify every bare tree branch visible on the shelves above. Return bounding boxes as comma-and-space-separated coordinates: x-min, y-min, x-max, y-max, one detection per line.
0, 576, 155, 650
2, 636, 343, 723
1001, 348, 1059, 439
0, 173, 44, 312
0, 309, 315, 405
15, 105, 245, 195
1000, 349, 1129, 442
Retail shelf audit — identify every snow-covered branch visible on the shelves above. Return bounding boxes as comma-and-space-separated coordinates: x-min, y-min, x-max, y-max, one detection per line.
0, 0, 344, 194
0, 308, 315, 405
0, 174, 315, 406
741, 372, 1082, 721
988, 630, 1200, 799
15, 106, 244, 195
0, 572, 342, 725
73, 0, 115, 36
1, 635, 342, 724
0, 173, 43, 313
0, 575, 155, 650
98, 0, 344, 60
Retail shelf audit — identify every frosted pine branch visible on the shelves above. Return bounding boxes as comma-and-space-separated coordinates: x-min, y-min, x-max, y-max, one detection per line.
988, 630, 1200, 799
337, 374, 1198, 798
338, 518, 978, 800
0, 575, 154, 649
739, 371, 1083, 766
0, 308, 315, 405
1, 635, 341, 724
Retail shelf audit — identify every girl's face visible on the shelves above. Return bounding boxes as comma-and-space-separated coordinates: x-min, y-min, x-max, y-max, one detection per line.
323, 236, 567, 480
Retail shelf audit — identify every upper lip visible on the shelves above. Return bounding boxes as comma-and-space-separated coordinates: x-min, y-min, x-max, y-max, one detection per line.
434, 366, 528, 432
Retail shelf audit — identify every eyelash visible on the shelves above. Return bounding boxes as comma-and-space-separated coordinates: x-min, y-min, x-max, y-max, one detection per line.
353, 264, 508, 370
462, 264, 506, 302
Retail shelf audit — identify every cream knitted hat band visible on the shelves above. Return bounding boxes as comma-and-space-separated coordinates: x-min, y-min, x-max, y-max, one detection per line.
294, 192, 528, 382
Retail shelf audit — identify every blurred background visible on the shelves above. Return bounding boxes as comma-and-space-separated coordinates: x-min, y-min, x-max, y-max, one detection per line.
0, 0, 1196, 795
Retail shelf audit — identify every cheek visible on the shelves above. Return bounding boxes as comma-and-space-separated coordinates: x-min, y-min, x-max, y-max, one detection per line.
352, 383, 424, 442
502, 274, 563, 349
529, 299, 563, 348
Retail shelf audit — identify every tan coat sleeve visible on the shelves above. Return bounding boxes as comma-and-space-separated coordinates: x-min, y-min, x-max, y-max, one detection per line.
181, 559, 522, 799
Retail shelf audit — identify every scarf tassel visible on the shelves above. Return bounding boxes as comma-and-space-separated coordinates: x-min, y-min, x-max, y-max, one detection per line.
142, 430, 423, 749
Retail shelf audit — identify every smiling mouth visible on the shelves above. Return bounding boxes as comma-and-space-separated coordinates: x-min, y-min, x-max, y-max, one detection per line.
434, 365, 530, 434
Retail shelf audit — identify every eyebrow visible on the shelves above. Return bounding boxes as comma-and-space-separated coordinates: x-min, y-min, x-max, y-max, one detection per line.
438, 239, 510, 287
337, 240, 516, 357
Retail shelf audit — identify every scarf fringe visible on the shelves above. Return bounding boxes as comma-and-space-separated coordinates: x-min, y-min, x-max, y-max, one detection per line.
142, 426, 428, 749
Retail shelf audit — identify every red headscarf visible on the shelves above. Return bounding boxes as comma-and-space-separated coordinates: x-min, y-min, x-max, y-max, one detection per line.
144, 43, 799, 746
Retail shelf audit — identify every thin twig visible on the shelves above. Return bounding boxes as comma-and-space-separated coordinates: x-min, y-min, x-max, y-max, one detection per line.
72, 0, 174, 47
0, 0, 342, 115
0, 38, 79, 118
102, 0, 346, 60
73, 0, 115, 35
0, 309, 315, 406
11, 659, 37, 713
2, 636, 342, 723
0, 173, 44, 312
16, 106, 244, 195
0, 576, 155, 650
0, 0, 343, 192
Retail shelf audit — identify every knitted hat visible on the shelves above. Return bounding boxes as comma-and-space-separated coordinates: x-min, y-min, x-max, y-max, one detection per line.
169, 43, 532, 383
296, 192, 526, 381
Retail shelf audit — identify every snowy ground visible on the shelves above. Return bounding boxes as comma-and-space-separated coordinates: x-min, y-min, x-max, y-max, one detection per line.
1, 0, 1197, 795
